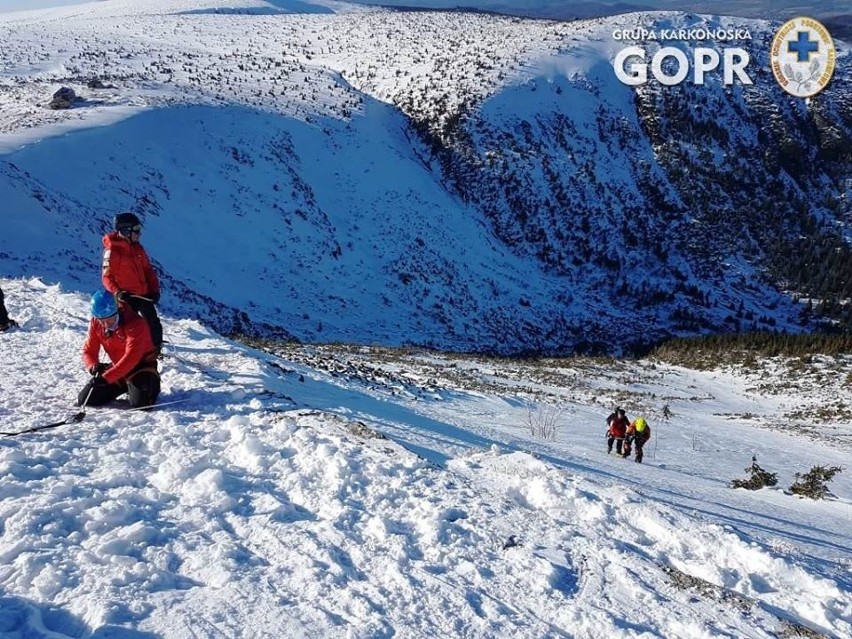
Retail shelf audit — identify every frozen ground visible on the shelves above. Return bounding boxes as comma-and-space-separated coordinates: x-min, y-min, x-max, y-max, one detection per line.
0, 278, 849, 638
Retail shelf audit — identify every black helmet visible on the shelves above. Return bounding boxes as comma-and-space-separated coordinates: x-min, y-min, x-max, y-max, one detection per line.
114, 212, 141, 233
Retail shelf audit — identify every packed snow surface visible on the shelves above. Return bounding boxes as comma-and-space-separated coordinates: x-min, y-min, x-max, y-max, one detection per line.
0, 278, 850, 638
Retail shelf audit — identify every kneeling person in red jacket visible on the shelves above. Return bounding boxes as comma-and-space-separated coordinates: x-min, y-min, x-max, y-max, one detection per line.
78, 290, 160, 408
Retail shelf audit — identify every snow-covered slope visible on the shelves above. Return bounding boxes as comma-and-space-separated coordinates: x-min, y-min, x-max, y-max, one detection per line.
334, 0, 851, 21
0, 0, 850, 354
0, 0, 590, 351
0, 278, 850, 638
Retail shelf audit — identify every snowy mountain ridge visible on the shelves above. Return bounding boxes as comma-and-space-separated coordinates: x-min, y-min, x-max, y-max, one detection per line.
0, 277, 850, 638
1, 0, 850, 354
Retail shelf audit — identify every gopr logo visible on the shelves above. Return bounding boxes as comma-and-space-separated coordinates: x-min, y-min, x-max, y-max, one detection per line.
610, 28, 754, 87
771, 17, 835, 98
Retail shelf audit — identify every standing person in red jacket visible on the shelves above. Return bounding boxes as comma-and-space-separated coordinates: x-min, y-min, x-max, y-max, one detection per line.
78, 290, 160, 408
0, 285, 18, 331
102, 212, 163, 353
605, 407, 629, 455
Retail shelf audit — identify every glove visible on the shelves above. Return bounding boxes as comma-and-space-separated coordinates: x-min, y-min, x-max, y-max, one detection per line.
89, 362, 110, 376
92, 375, 109, 387
115, 290, 129, 304
149, 292, 160, 305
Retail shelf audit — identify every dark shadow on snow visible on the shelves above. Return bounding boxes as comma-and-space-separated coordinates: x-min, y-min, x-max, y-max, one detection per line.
175, 0, 334, 16
0, 595, 161, 639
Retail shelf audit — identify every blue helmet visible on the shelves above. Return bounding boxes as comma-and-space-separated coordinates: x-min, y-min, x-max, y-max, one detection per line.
90, 290, 118, 318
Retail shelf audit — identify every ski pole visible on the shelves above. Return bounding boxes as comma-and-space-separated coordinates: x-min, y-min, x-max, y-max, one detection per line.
1, 385, 94, 437
124, 397, 190, 413
0, 396, 189, 437
79, 381, 95, 413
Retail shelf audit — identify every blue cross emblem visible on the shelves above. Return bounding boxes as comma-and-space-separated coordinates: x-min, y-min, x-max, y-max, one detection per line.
788, 31, 819, 62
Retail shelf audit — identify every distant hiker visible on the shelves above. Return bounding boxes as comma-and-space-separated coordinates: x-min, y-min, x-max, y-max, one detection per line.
623, 417, 651, 463
101, 212, 163, 353
78, 289, 160, 408
605, 407, 629, 455
0, 286, 18, 331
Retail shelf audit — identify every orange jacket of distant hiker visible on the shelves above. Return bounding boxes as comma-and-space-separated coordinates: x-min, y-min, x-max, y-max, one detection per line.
627, 418, 651, 443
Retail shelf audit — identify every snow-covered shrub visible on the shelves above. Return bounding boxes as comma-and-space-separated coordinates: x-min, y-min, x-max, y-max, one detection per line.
526, 403, 564, 441
789, 465, 842, 500
730, 457, 778, 490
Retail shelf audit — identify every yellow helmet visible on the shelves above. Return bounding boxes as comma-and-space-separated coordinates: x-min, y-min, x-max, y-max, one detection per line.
635, 417, 647, 432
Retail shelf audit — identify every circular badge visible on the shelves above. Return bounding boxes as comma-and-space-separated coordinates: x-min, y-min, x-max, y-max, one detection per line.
771, 17, 836, 98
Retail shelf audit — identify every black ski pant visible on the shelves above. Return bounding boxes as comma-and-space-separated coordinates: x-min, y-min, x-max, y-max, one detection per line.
78, 370, 160, 409
623, 435, 649, 463
607, 436, 624, 454
126, 296, 163, 350
0, 286, 9, 324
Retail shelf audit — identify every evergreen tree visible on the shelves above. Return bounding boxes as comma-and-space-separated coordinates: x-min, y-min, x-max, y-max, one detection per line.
789, 465, 843, 500
731, 456, 778, 490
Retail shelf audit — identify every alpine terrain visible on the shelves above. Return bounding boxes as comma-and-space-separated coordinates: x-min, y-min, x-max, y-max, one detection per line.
1, 0, 849, 354
0, 1, 851, 637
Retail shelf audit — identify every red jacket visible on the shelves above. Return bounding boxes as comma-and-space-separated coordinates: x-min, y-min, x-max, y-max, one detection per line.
82, 309, 157, 384
607, 415, 629, 438
101, 232, 160, 298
